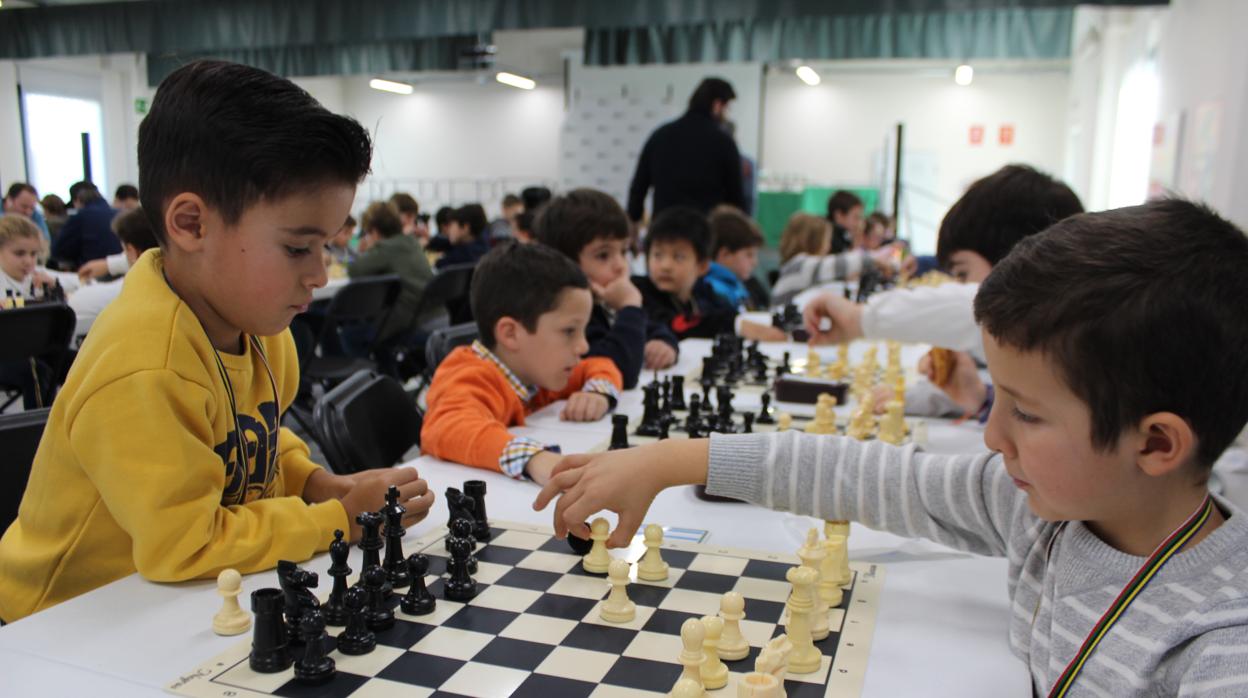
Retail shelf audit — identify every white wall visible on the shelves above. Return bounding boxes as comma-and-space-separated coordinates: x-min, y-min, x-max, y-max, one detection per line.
1155, 0, 1248, 228
334, 75, 564, 216
0, 53, 150, 199
761, 62, 1070, 253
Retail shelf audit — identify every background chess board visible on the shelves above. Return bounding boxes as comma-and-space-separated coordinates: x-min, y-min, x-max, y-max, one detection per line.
168, 521, 883, 698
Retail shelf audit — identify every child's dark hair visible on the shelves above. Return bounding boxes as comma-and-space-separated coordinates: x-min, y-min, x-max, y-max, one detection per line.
826, 190, 863, 218
937, 164, 1082, 268
644, 206, 711, 260
449, 204, 488, 239
361, 202, 402, 239
471, 241, 589, 349
709, 206, 764, 256
533, 188, 629, 260
111, 207, 158, 252
502, 193, 522, 209
114, 184, 139, 202
521, 186, 553, 212
138, 60, 372, 245
974, 199, 1248, 468
389, 192, 419, 217
5, 182, 36, 201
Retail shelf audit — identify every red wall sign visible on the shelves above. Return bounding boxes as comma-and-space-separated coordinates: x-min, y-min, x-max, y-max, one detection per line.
969, 125, 985, 146
999, 124, 1015, 146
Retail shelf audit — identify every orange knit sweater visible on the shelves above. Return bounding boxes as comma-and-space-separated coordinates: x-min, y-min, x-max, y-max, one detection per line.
421, 346, 623, 474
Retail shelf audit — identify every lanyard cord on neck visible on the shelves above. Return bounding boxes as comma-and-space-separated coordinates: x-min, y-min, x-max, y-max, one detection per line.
1047, 494, 1215, 698
209, 335, 280, 502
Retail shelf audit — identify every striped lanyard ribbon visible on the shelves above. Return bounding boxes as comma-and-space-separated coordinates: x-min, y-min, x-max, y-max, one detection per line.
1048, 493, 1215, 697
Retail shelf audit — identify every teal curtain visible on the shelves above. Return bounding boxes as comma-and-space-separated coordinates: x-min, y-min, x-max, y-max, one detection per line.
585, 7, 1075, 65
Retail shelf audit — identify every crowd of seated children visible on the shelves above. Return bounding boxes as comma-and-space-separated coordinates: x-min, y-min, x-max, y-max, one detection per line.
825, 189, 864, 253
0, 59, 435, 624
534, 188, 679, 388
51, 182, 121, 271
429, 204, 490, 269
800, 165, 1083, 418
487, 193, 524, 241
537, 198, 1248, 698
346, 201, 435, 348
69, 207, 159, 339
770, 212, 893, 306
704, 205, 769, 311
324, 214, 358, 265
112, 184, 140, 211
634, 206, 785, 342
421, 241, 623, 485
388, 192, 426, 242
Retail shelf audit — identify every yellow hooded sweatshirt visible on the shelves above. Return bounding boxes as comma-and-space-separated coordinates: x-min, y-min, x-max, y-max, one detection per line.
0, 249, 347, 622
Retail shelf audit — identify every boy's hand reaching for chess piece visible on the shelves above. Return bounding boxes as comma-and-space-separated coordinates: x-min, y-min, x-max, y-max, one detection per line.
802, 293, 865, 345
916, 348, 987, 415
533, 439, 711, 547
320, 468, 435, 542
643, 339, 678, 370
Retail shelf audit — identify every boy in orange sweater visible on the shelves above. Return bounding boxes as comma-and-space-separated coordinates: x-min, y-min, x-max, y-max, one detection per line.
421, 241, 623, 484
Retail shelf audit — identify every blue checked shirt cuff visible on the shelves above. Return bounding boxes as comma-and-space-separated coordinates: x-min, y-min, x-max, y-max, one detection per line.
582, 378, 620, 410
499, 437, 561, 479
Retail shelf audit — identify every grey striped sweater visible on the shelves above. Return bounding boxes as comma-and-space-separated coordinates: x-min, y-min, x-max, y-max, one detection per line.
707, 432, 1248, 697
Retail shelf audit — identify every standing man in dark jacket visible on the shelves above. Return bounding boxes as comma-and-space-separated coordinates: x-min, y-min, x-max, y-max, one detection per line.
627, 78, 745, 223
51, 182, 121, 270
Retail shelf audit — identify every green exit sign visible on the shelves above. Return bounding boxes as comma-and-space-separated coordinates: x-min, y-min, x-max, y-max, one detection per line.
134, 98, 148, 114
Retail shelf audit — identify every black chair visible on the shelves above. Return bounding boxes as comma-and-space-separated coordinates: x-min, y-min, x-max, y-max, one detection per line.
313, 371, 422, 474
289, 276, 402, 442
406, 322, 480, 402
0, 303, 76, 411
431, 263, 476, 325
0, 408, 50, 533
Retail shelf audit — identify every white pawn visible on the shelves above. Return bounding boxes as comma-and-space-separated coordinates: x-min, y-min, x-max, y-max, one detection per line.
638, 523, 669, 581
673, 618, 707, 693
582, 517, 612, 574
600, 559, 636, 623
776, 413, 793, 431
670, 677, 706, 698
700, 615, 729, 690
717, 591, 749, 661
796, 529, 830, 641
212, 568, 251, 636
784, 566, 822, 674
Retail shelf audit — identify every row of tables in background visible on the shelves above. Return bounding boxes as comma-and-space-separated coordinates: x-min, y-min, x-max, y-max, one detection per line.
0, 338, 1031, 697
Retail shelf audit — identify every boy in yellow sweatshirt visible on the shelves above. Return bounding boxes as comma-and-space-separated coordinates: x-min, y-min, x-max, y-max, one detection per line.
0, 60, 435, 623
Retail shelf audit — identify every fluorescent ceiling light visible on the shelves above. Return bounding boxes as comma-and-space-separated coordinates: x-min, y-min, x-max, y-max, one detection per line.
495, 72, 536, 90
795, 65, 821, 86
954, 64, 974, 86
369, 78, 413, 95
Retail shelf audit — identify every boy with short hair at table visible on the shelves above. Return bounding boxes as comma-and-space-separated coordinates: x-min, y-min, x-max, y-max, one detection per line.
534, 187, 679, 387
433, 203, 490, 269
705, 205, 769, 311
634, 206, 785, 342
537, 199, 1248, 697
0, 60, 435, 624
421, 241, 623, 485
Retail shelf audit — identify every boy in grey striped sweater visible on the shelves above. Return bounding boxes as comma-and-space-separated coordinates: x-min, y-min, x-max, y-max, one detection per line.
536, 199, 1248, 696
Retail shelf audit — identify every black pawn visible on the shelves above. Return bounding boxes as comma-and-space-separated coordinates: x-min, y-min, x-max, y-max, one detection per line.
294, 610, 335, 685
400, 554, 436, 615
756, 392, 776, 424
249, 588, 292, 673
323, 530, 352, 626
743, 412, 755, 434
382, 486, 411, 590
444, 518, 479, 601
608, 414, 631, 450
336, 587, 376, 656
361, 565, 395, 631
464, 480, 492, 541
669, 375, 687, 411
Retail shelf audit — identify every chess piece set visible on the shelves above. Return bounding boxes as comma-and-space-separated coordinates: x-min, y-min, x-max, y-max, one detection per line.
580, 517, 854, 698
212, 480, 494, 685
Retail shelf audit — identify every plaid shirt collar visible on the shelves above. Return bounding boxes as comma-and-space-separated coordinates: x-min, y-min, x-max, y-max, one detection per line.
471, 340, 537, 403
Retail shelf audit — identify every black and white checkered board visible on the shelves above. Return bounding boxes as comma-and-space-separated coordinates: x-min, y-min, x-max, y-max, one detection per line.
168, 521, 883, 698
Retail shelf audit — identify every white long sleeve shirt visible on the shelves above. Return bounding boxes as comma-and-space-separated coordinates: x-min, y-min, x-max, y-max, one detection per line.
860, 282, 984, 361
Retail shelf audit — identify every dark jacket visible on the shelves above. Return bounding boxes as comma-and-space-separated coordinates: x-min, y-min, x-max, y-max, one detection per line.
585, 303, 679, 389
744, 276, 771, 311
627, 111, 746, 222
51, 199, 121, 269
347, 234, 434, 341
634, 275, 739, 341
435, 238, 489, 270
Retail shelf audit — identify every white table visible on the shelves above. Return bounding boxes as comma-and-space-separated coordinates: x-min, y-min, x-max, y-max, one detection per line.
311, 276, 349, 301
0, 339, 1027, 697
